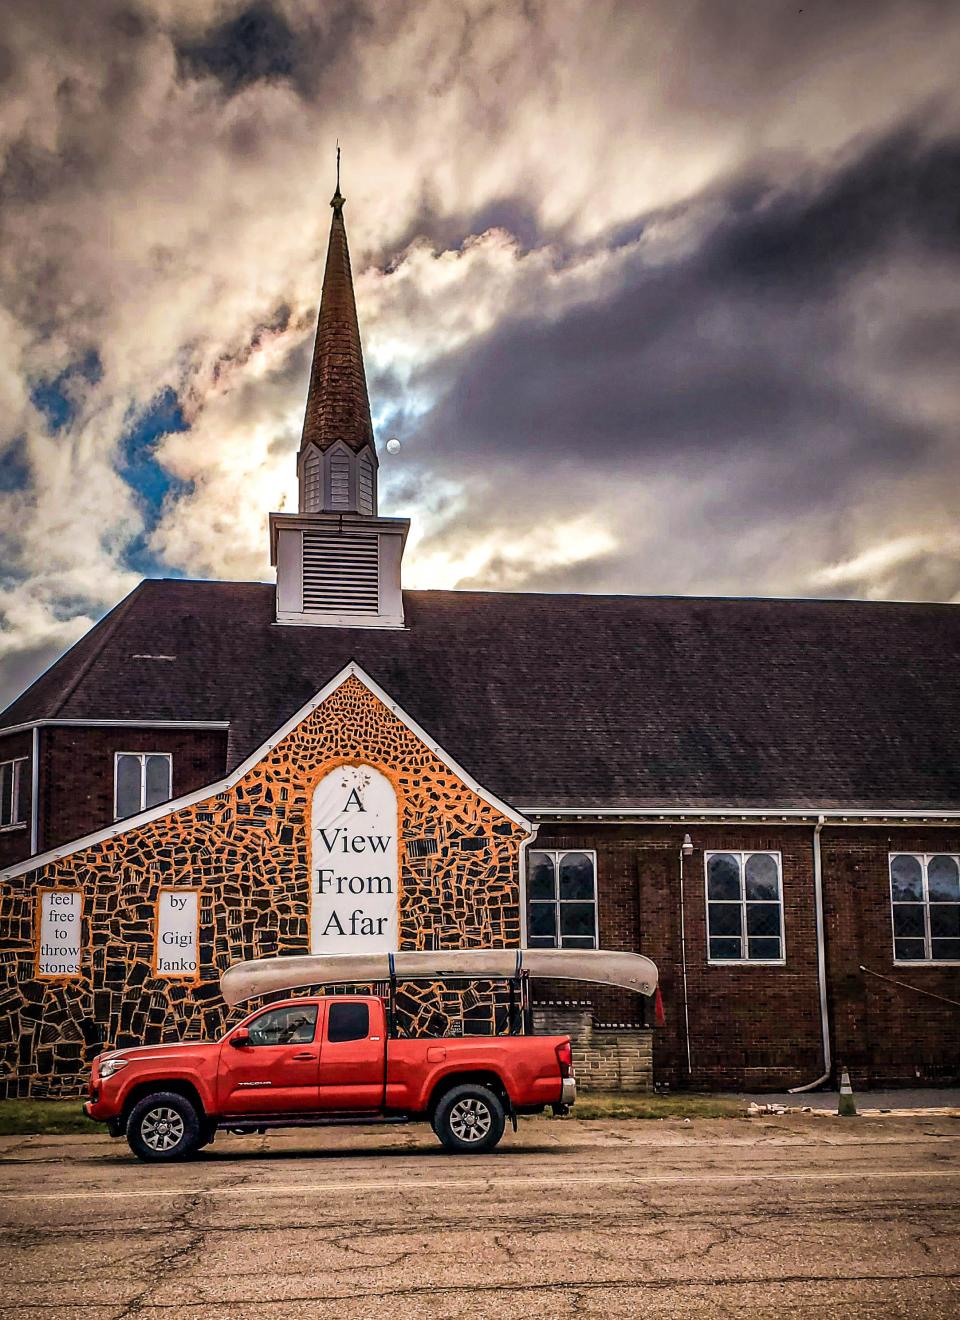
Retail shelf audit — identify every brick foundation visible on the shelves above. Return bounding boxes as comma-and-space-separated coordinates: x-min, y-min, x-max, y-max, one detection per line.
534, 1003, 654, 1093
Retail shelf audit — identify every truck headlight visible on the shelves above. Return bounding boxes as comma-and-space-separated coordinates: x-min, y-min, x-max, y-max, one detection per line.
99, 1058, 129, 1081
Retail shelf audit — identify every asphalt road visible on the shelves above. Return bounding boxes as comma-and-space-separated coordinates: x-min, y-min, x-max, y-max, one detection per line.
2, 1115, 959, 1319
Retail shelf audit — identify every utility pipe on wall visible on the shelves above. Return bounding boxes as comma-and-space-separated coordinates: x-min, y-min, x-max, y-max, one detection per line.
678, 833, 694, 1078
789, 814, 832, 1093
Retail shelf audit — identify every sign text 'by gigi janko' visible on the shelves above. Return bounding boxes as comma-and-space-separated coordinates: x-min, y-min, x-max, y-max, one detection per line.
156, 890, 199, 975
311, 764, 399, 952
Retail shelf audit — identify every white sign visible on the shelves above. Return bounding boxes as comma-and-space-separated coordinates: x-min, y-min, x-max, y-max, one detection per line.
156, 890, 199, 976
38, 891, 81, 975
311, 765, 399, 953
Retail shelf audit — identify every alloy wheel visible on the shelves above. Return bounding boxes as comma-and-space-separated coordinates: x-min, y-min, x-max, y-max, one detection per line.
140, 1106, 186, 1153
448, 1097, 493, 1143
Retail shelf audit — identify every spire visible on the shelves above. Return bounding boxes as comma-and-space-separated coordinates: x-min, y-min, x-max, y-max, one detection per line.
300, 150, 374, 456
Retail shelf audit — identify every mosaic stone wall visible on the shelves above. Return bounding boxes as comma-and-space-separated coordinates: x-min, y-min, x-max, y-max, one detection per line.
0, 675, 529, 1097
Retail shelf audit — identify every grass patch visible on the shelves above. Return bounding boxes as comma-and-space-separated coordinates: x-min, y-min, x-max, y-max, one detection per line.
558, 1092, 745, 1120
0, 1099, 91, 1136
0, 1093, 747, 1137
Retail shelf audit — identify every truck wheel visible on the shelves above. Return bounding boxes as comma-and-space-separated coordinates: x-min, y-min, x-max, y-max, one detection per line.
432, 1084, 505, 1154
126, 1092, 202, 1162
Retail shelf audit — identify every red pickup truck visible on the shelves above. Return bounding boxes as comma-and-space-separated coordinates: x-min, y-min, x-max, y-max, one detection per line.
84, 994, 575, 1160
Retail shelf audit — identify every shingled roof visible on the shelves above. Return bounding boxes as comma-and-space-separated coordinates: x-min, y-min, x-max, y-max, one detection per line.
3, 579, 959, 811
299, 182, 374, 455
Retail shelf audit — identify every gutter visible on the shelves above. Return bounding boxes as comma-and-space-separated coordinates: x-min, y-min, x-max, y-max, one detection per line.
521, 806, 960, 825
0, 719, 230, 737
789, 815, 832, 1093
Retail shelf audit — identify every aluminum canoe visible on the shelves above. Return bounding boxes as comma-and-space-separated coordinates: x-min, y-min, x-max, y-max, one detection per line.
220, 948, 659, 1007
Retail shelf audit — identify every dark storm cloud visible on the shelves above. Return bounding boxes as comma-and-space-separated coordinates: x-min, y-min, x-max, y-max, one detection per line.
3, 0, 960, 709
176, 0, 369, 99
177, 4, 298, 91
410, 128, 960, 521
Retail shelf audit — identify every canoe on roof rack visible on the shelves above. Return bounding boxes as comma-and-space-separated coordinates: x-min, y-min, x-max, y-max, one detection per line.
220, 948, 659, 1007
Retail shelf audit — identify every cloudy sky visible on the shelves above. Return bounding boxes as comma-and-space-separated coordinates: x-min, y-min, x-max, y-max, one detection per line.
1, 0, 959, 709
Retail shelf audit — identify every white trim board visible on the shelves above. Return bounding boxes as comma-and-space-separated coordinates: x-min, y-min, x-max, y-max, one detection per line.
0, 719, 230, 737
522, 806, 960, 825
2, 662, 534, 879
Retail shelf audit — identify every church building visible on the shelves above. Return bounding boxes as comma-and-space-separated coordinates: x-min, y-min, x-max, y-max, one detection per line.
2, 175, 959, 1098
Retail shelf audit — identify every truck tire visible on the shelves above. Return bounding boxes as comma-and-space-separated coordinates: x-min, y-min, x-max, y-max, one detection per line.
126, 1091, 202, 1162
432, 1083, 506, 1154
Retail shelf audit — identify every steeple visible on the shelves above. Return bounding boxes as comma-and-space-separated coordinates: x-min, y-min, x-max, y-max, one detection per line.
298, 151, 378, 516
271, 153, 408, 629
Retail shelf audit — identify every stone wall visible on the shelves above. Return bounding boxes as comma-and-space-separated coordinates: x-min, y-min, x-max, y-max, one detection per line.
534, 1003, 653, 1093
0, 674, 530, 1097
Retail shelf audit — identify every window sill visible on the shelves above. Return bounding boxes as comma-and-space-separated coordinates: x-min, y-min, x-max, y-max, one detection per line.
707, 959, 787, 968
0, 822, 27, 833
892, 960, 960, 967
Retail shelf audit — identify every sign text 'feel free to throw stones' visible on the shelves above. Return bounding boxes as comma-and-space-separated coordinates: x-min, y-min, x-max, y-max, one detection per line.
38, 890, 81, 975
311, 765, 399, 952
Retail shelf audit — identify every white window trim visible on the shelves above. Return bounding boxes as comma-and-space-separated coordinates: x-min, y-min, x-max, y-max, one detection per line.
114, 752, 173, 820
527, 848, 599, 949
0, 756, 28, 832
704, 850, 786, 966
888, 852, 960, 966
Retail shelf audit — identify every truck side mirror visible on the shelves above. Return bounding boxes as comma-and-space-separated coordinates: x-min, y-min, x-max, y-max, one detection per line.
230, 1029, 251, 1048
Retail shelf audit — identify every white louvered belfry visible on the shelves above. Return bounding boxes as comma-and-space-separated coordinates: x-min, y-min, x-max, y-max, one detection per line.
301, 530, 380, 614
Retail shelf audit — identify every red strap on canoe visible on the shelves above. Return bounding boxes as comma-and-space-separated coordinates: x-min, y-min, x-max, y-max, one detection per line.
654, 985, 666, 1027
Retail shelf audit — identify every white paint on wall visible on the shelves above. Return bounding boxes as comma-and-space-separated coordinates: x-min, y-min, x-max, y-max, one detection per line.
311, 764, 398, 953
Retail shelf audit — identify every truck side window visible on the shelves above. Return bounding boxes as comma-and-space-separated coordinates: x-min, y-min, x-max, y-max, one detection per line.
247, 1005, 318, 1046
327, 1002, 369, 1043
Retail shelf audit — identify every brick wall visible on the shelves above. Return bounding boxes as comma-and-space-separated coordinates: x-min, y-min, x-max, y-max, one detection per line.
532, 822, 960, 1092
534, 1004, 653, 1092
821, 826, 960, 1089
39, 727, 229, 852
532, 823, 824, 1091
0, 730, 33, 870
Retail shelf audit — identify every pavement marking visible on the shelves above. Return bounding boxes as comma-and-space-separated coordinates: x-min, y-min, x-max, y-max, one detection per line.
2, 1166, 959, 1201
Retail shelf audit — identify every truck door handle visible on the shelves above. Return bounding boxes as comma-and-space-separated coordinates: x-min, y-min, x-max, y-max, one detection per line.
292, 1052, 317, 1060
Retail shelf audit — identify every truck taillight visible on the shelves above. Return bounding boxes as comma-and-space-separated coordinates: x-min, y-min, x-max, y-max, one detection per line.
555, 1040, 572, 1078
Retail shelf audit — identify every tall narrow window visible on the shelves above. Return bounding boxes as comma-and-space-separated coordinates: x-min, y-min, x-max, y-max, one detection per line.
0, 757, 28, 829
705, 851, 785, 963
115, 753, 172, 819
890, 854, 960, 963
527, 850, 598, 948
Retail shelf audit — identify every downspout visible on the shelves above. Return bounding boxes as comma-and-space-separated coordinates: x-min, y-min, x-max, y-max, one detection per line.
678, 835, 693, 1078
789, 814, 832, 1092
517, 821, 539, 1034
30, 725, 39, 855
